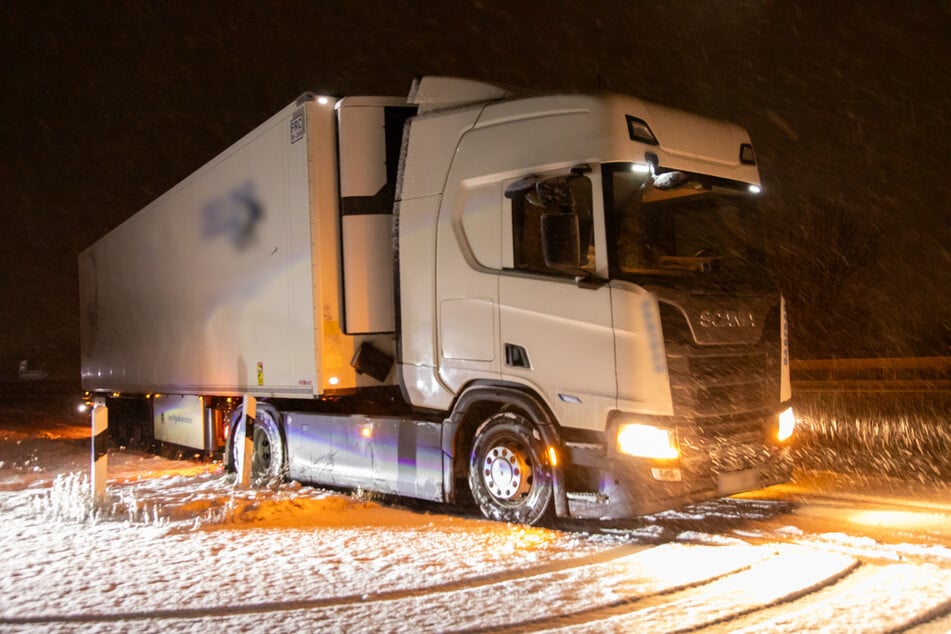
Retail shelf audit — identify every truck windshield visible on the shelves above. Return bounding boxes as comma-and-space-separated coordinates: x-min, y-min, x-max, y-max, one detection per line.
603, 163, 769, 292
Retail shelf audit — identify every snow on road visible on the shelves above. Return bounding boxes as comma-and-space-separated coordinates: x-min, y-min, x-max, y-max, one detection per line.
0, 469, 617, 629
0, 420, 948, 632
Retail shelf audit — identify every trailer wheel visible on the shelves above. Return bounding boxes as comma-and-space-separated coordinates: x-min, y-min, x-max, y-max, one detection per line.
228, 405, 286, 482
468, 412, 553, 525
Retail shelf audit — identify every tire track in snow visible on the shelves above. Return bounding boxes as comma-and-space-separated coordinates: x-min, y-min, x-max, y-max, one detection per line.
0, 542, 648, 626
115, 542, 853, 633
524, 545, 860, 634
722, 563, 951, 634
176, 541, 772, 633
902, 605, 951, 634
329, 541, 772, 633
0, 540, 871, 632
737, 528, 951, 568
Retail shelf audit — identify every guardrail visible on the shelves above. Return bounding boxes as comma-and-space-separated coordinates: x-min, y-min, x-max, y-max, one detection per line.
790, 357, 950, 480
791, 357, 951, 393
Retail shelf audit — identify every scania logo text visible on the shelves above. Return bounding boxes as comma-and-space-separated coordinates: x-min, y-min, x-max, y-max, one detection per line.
699, 310, 756, 329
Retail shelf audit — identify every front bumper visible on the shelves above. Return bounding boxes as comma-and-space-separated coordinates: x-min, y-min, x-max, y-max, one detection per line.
564, 435, 793, 520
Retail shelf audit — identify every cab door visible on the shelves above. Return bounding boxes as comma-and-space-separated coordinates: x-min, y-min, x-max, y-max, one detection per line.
498, 168, 617, 431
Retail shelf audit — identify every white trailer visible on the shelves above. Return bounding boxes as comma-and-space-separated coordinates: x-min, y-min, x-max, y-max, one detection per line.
80, 77, 794, 523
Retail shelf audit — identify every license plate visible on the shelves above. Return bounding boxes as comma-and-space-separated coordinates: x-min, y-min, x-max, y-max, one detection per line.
717, 468, 761, 496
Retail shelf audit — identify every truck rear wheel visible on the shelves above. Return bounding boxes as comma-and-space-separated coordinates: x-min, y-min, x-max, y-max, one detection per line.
228, 405, 286, 482
468, 412, 553, 525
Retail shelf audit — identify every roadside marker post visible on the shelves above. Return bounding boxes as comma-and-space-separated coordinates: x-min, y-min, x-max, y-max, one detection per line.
238, 395, 256, 488
91, 401, 108, 501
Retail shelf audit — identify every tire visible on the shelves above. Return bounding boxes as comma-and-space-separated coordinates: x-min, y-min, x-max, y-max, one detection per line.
228, 404, 286, 482
468, 412, 553, 525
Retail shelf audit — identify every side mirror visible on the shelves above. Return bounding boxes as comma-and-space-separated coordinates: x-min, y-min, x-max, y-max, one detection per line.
652, 170, 687, 190
541, 213, 581, 269
504, 176, 540, 199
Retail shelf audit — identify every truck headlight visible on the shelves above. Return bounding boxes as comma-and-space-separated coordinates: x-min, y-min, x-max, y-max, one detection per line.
777, 407, 795, 443
617, 423, 679, 460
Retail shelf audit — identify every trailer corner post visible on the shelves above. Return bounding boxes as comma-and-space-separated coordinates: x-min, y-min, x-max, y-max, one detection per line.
90, 401, 108, 501
238, 395, 257, 488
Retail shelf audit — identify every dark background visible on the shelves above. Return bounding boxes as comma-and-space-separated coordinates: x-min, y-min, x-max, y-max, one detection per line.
1, 1, 949, 390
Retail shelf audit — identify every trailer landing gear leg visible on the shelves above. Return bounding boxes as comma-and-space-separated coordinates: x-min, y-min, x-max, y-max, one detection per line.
238, 395, 257, 488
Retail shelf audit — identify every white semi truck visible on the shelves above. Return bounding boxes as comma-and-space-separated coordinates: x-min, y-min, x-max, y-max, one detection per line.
80, 76, 794, 524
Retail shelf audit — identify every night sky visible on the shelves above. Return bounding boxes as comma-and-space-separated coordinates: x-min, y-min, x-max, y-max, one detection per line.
1, 1, 948, 387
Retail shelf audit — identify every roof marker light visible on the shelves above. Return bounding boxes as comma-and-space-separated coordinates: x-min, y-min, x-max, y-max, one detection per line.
626, 115, 659, 145
631, 163, 651, 174
740, 143, 756, 165
748, 184, 762, 194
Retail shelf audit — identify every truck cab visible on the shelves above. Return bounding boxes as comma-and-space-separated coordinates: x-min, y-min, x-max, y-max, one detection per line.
396, 78, 793, 520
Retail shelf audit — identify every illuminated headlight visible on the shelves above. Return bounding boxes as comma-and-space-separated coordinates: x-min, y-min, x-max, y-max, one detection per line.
617, 424, 679, 460
777, 407, 795, 443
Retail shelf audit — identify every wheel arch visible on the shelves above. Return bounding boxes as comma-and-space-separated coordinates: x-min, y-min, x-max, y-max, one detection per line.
444, 381, 569, 518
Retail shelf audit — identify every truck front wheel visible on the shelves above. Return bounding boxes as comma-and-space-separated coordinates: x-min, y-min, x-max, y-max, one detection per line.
468, 412, 553, 525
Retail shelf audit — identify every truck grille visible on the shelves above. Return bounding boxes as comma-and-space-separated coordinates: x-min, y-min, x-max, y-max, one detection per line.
667, 343, 774, 418
660, 302, 781, 422
658, 301, 783, 493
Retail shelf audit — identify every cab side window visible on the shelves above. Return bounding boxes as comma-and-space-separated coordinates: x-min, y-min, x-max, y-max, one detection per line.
509, 174, 594, 275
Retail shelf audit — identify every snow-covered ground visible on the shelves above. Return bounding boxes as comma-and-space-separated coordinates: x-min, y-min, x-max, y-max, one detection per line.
0, 413, 948, 632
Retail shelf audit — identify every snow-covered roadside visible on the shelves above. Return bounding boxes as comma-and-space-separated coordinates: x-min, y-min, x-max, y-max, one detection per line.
0, 470, 623, 621
0, 417, 628, 631
0, 413, 949, 633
